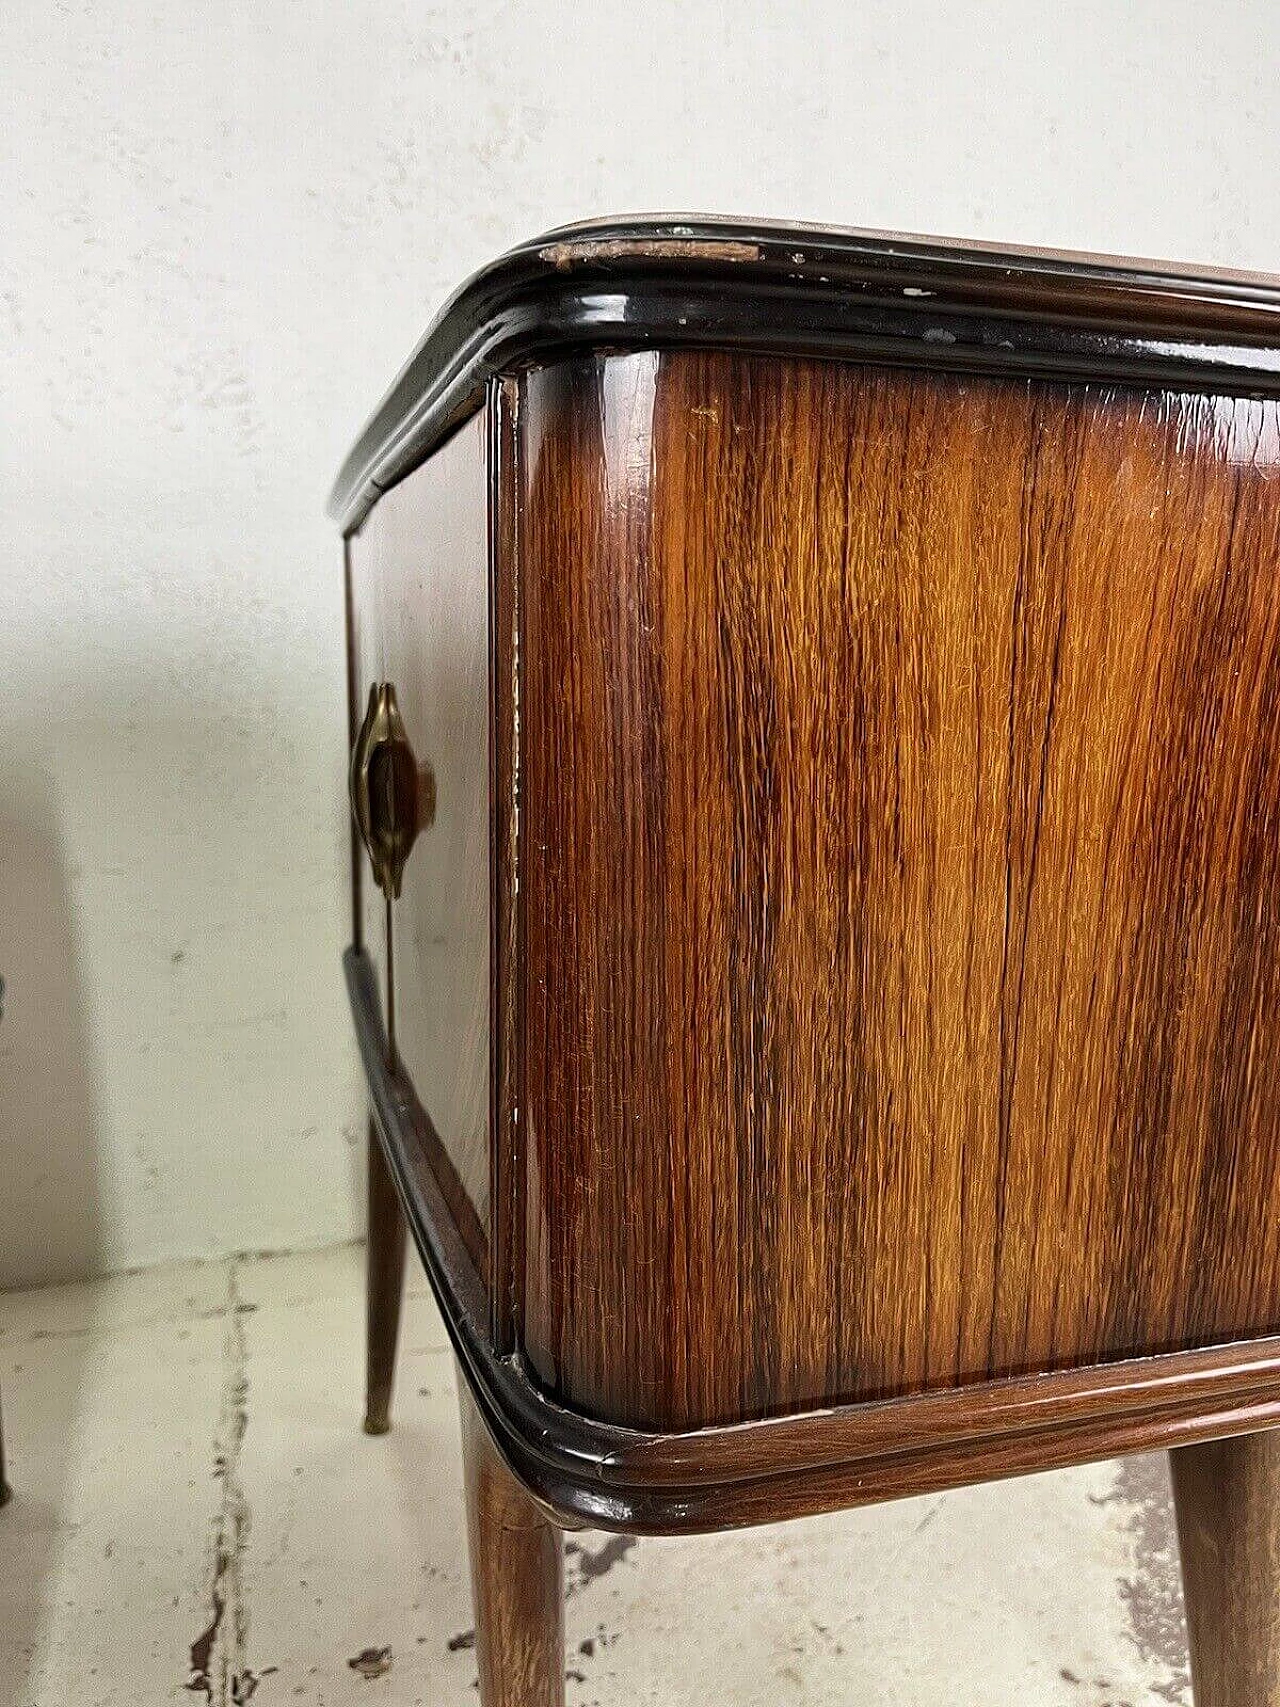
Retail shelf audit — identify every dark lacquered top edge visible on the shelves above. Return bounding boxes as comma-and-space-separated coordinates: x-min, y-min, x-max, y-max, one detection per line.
329, 213, 1280, 533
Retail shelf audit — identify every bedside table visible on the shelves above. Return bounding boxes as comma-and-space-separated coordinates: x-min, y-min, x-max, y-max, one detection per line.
333, 218, 1280, 1706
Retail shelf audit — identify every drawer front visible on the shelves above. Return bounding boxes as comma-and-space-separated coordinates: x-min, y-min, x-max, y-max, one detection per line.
346, 535, 388, 1016
516, 349, 1280, 1431
348, 408, 491, 1270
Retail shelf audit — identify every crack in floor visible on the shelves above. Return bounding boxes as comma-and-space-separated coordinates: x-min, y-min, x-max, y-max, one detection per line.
186, 1260, 275, 1704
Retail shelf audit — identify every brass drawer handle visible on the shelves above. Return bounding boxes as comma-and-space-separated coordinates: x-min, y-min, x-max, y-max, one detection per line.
350, 682, 435, 899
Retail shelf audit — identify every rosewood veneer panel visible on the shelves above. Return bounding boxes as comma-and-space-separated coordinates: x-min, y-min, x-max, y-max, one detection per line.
348, 414, 491, 1263
517, 349, 1280, 1430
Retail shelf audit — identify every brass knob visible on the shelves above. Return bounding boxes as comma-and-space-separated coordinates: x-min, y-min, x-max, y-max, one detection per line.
350, 682, 435, 899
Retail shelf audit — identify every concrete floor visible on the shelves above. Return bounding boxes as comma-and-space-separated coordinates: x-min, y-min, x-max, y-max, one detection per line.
0, 1245, 1193, 1706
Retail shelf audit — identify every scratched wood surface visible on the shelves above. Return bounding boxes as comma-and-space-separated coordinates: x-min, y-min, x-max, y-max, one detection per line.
515, 349, 1280, 1430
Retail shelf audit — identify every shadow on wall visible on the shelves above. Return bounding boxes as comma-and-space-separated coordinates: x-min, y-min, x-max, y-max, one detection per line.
0, 776, 100, 1691
0, 780, 103, 1290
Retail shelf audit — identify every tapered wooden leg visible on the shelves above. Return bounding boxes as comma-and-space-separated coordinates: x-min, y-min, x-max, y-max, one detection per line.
459, 1371, 564, 1707
363, 1119, 407, 1435
1171, 1431, 1280, 1705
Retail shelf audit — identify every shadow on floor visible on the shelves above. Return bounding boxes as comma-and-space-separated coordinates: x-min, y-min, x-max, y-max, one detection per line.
0, 777, 102, 1697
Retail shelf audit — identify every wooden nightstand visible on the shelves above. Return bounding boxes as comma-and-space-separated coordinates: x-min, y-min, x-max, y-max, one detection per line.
333, 218, 1280, 1706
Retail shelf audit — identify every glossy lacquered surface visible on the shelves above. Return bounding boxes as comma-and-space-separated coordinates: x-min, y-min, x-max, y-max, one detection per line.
328, 215, 1280, 532
347, 413, 491, 1266
348, 944, 1280, 1538
346, 341, 1280, 1503
515, 350, 1280, 1430
342, 227, 1280, 1707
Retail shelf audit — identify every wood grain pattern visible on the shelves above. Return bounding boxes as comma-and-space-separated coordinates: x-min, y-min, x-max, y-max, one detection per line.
516, 349, 1280, 1430
460, 1368, 565, 1707
349, 415, 492, 1250
348, 935, 1280, 1536
490, 375, 523, 1355
363, 1115, 407, 1435
346, 942, 1280, 1535
1172, 1432, 1280, 1705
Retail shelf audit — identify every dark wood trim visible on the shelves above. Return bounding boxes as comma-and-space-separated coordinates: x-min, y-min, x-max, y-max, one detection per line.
329, 215, 1280, 532
606, 1339, 1280, 1486
488, 377, 522, 1356
508, 1390, 1280, 1538
342, 536, 363, 953
349, 945, 490, 1334
346, 945, 1280, 1536
400, 1064, 487, 1286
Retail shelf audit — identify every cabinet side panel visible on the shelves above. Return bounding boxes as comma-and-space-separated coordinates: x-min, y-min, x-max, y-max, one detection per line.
519, 349, 1280, 1430
352, 411, 491, 1268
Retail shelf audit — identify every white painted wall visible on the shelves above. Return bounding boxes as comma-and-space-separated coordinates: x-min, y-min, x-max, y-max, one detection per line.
3, 0, 1278, 1286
